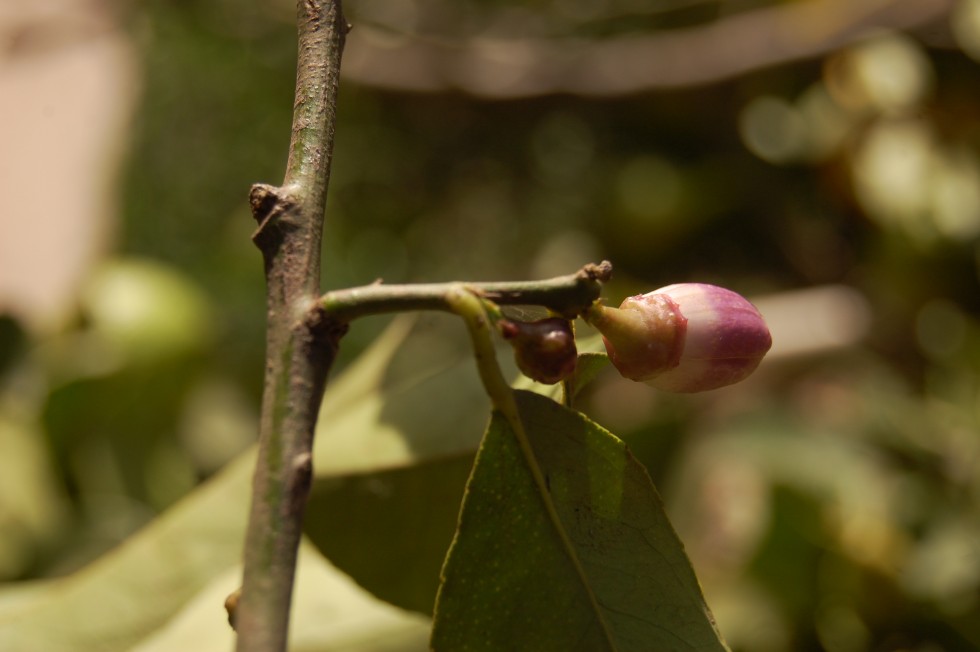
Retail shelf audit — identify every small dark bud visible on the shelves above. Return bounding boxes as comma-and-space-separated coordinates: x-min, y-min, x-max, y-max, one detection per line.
500, 318, 577, 385
225, 587, 241, 630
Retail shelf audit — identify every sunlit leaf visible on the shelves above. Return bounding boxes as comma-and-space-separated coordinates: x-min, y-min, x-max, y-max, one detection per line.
129, 543, 430, 652
318, 316, 415, 419
0, 453, 253, 652
431, 391, 728, 651
0, 319, 425, 652
0, 407, 67, 579
314, 317, 489, 475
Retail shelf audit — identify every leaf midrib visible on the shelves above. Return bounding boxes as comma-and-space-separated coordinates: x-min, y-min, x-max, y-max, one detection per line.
499, 392, 619, 651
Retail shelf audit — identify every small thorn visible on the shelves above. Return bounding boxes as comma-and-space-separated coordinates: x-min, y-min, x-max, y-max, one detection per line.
224, 587, 241, 630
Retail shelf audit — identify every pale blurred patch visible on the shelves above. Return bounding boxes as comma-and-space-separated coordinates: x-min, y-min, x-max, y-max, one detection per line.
931, 147, 980, 240
530, 229, 602, 280
747, 32, 980, 244
738, 83, 857, 165
824, 32, 933, 115
739, 96, 809, 165
854, 119, 935, 235
952, 0, 980, 61
177, 377, 257, 475
853, 119, 980, 242
0, 0, 137, 331
741, 33, 936, 167
752, 285, 872, 359
708, 580, 790, 652
587, 376, 657, 433
80, 258, 213, 365
899, 517, 980, 614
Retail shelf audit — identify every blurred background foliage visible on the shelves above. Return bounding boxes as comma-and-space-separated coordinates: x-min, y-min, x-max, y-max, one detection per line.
2, 0, 980, 650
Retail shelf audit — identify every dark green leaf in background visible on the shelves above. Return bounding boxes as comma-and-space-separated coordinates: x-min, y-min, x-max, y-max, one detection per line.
569, 351, 611, 400
431, 391, 728, 651
305, 452, 474, 615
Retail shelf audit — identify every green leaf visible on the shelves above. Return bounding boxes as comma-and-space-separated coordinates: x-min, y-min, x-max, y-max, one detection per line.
0, 453, 254, 652
303, 317, 493, 615
318, 316, 415, 419
569, 351, 610, 399
431, 390, 728, 652
129, 542, 431, 652
0, 407, 67, 579
314, 317, 489, 475
0, 319, 426, 652
0, 465, 429, 652
304, 452, 475, 615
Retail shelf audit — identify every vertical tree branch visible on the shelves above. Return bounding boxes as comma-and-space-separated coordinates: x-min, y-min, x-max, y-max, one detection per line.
235, 1, 347, 651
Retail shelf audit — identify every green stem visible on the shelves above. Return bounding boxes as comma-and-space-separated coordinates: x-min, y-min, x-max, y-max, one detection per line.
444, 288, 516, 414
318, 261, 612, 323
234, 1, 347, 651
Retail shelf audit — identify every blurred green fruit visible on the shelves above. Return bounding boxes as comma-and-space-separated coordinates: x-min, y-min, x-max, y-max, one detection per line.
81, 258, 211, 364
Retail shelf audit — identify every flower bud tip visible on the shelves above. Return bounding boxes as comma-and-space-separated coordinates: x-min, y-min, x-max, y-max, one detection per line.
587, 284, 771, 392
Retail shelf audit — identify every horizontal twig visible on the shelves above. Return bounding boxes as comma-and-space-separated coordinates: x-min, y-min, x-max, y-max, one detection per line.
318, 261, 612, 322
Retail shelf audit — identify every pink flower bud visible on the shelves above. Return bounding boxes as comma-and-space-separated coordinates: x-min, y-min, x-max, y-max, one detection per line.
500, 318, 577, 385
585, 283, 772, 392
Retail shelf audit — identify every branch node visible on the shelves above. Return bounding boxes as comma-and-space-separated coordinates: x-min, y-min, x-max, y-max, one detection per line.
580, 260, 613, 284
249, 183, 300, 254
288, 451, 314, 515
303, 303, 349, 360
249, 183, 281, 224
225, 587, 241, 630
